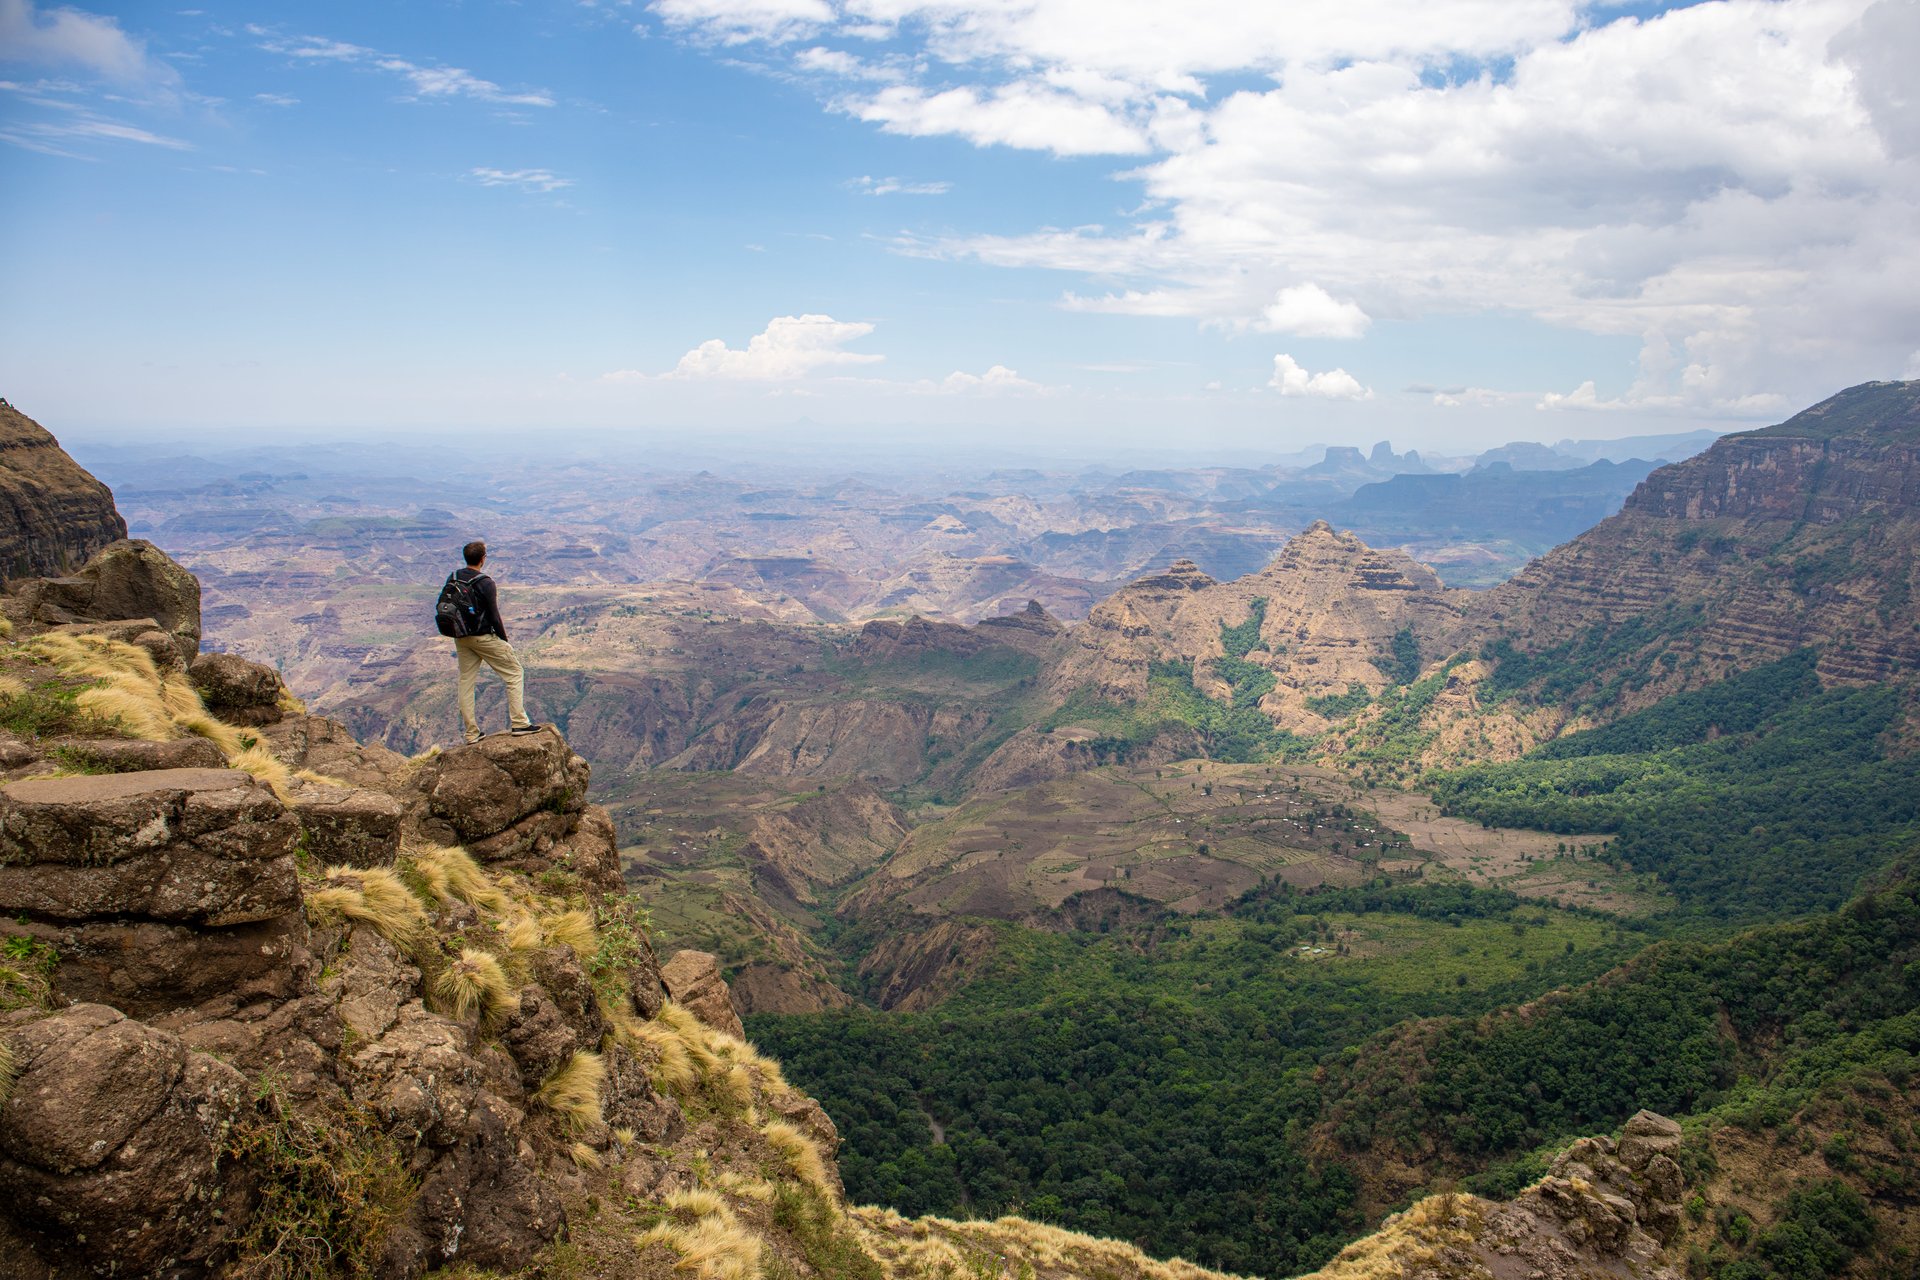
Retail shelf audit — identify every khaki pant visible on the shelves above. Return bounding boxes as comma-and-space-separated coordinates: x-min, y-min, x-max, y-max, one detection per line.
455, 634, 531, 743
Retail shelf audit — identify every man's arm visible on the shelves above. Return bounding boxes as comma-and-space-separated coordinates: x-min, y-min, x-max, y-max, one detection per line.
475, 574, 507, 640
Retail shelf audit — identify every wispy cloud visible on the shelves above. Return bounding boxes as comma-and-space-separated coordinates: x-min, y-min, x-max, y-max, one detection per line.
0, 110, 190, 157
253, 91, 297, 106
471, 167, 573, 193
849, 174, 950, 196
794, 46, 902, 81
377, 58, 555, 107
0, 0, 180, 87
651, 0, 834, 46
249, 24, 554, 108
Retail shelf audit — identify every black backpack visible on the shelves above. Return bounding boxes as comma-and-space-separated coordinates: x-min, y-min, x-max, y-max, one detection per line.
435, 572, 485, 638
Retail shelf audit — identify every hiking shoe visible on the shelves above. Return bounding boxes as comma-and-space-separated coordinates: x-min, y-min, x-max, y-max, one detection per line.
509, 724, 542, 736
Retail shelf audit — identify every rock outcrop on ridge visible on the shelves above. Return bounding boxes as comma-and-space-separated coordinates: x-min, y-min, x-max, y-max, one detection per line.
0, 401, 125, 581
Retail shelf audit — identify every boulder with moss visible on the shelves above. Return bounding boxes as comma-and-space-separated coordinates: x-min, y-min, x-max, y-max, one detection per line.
188, 650, 292, 726
12, 539, 201, 664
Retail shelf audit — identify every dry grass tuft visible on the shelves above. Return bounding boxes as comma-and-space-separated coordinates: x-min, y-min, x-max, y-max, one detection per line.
636, 1193, 763, 1280
0, 673, 28, 700
0, 1038, 16, 1106
718, 1062, 756, 1113
662, 1189, 728, 1222
305, 867, 429, 950
714, 1171, 775, 1202
74, 682, 172, 740
621, 1016, 697, 1096
761, 1120, 832, 1197
176, 711, 247, 756
410, 845, 508, 913
230, 741, 293, 799
1298, 1191, 1483, 1280
157, 677, 204, 719
533, 1050, 605, 1133
657, 1001, 727, 1075
292, 767, 350, 788
503, 913, 545, 953
436, 948, 516, 1024
540, 907, 597, 955
850, 1206, 1255, 1280
569, 1140, 603, 1171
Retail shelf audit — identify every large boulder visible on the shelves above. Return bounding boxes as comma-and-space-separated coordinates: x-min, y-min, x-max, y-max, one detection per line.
289, 784, 404, 869
189, 651, 290, 727
0, 401, 126, 582
0, 770, 300, 924
416, 728, 588, 841
406, 729, 618, 887
0, 769, 308, 1013
260, 713, 409, 790
340, 975, 565, 1272
0, 1004, 253, 1276
48, 736, 228, 774
17, 539, 201, 663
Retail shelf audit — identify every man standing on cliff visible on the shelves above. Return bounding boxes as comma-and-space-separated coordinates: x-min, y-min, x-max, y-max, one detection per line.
444, 540, 537, 744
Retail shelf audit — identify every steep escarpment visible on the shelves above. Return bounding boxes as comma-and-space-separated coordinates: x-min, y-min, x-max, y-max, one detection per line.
0, 401, 126, 581
1467, 380, 1920, 703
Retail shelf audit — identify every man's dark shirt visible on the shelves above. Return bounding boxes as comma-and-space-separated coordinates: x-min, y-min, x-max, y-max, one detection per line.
454, 567, 507, 640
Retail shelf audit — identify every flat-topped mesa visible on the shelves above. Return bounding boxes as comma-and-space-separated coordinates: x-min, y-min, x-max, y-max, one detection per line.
0, 401, 126, 581
1467, 379, 1920, 696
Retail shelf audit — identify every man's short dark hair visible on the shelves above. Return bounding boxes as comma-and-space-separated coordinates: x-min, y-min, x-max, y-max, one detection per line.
463, 540, 487, 566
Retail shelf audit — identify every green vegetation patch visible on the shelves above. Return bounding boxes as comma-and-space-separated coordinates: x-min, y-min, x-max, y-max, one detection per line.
1432, 655, 1920, 918
1480, 604, 1704, 713
226, 1075, 417, 1279
1374, 627, 1422, 686
1307, 683, 1373, 720
1316, 873, 1920, 1169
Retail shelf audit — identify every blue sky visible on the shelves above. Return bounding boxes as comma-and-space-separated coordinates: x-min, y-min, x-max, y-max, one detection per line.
2, 0, 1916, 454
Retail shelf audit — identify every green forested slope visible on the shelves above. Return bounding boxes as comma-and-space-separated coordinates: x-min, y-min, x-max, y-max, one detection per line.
753, 886, 1649, 1276
1430, 654, 1920, 917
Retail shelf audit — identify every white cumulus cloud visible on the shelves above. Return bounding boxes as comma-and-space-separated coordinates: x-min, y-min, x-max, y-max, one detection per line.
1270, 354, 1372, 400
668, 0, 1920, 414
847, 83, 1150, 156
652, 314, 883, 380
929, 364, 1044, 394
1255, 284, 1371, 338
